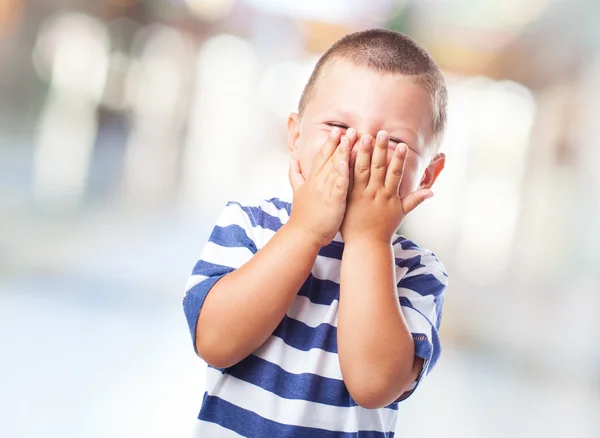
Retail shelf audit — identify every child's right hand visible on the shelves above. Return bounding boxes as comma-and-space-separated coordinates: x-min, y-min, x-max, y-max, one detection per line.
288, 127, 353, 247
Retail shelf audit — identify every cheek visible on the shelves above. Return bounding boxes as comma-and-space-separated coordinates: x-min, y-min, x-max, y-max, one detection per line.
396, 154, 421, 197
298, 131, 329, 177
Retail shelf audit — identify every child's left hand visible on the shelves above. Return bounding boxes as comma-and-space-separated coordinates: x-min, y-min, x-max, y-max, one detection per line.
340, 130, 433, 245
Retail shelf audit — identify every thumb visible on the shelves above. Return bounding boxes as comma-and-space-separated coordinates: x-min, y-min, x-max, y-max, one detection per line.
401, 189, 433, 215
288, 157, 305, 191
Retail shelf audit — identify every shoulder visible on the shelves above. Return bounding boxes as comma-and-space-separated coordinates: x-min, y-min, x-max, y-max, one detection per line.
227, 197, 291, 224
392, 235, 448, 288
224, 197, 292, 246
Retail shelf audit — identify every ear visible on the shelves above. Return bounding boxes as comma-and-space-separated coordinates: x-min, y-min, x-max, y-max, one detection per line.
419, 153, 445, 189
287, 112, 301, 158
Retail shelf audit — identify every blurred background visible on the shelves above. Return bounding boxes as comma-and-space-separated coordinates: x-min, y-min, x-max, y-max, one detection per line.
1, 0, 599, 437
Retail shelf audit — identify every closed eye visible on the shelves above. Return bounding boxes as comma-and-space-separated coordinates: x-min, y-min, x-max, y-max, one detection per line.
325, 122, 349, 130
326, 123, 407, 147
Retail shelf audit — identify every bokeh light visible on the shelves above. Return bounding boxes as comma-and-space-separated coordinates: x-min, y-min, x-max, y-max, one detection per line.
1, 1, 599, 437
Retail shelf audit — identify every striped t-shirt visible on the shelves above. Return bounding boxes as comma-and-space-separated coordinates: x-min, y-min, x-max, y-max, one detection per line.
183, 197, 448, 437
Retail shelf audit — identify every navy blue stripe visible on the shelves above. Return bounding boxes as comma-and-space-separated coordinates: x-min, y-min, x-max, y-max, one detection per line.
199, 395, 395, 438
244, 206, 284, 232
394, 255, 422, 270
414, 334, 433, 363
266, 197, 291, 213
392, 235, 405, 246
398, 296, 435, 361
397, 273, 445, 297
394, 256, 426, 278
398, 297, 434, 327
397, 238, 419, 251
209, 224, 257, 254
226, 202, 285, 233
227, 355, 352, 407
429, 325, 441, 370
191, 259, 234, 277
297, 274, 340, 305
434, 294, 444, 329
398, 296, 414, 310
183, 276, 223, 350
319, 243, 344, 260
227, 355, 399, 411
273, 316, 338, 353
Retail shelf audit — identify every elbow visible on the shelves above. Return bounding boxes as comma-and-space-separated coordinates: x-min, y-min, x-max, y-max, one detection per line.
351, 392, 388, 410
195, 331, 241, 369
348, 381, 398, 409
346, 371, 414, 410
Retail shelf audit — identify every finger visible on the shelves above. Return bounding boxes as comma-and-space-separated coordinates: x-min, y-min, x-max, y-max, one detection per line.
324, 135, 350, 186
354, 134, 373, 188
401, 189, 434, 215
313, 127, 341, 175
333, 159, 350, 199
341, 130, 354, 190
350, 143, 359, 167
368, 130, 389, 188
288, 156, 305, 191
345, 127, 357, 149
384, 143, 408, 194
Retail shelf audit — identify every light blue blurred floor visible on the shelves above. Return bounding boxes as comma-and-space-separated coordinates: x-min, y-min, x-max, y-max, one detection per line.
1, 203, 599, 438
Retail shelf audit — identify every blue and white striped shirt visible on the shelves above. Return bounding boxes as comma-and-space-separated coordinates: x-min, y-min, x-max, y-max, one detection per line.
183, 197, 447, 437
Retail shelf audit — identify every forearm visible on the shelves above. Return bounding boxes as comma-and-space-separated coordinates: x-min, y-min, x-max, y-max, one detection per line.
196, 221, 320, 368
338, 238, 416, 408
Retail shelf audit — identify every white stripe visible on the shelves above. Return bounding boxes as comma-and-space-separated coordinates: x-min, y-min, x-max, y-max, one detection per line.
194, 419, 244, 437
252, 226, 275, 246
397, 287, 436, 312
311, 255, 341, 283
392, 246, 429, 260
401, 305, 433, 339
253, 335, 343, 380
398, 289, 438, 329
332, 231, 344, 243
287, 295, 338, 328
257, 199, 290, 220
184, 274, 207, 293
394, 265, 410, 282
202, 241, 254, 269
205, 367, 396, 433
216, 203, 251, 228
403, 263, 448, 286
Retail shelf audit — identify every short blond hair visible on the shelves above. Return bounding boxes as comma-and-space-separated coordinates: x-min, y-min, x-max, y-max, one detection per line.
298, 29, 448, 151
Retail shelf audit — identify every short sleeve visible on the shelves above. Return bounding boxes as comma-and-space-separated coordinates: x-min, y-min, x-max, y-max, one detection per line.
395, 247, 448, 395
182, 201, 258, 353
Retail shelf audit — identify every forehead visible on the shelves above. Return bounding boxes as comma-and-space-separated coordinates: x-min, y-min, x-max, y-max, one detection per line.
307, 59, 434, 146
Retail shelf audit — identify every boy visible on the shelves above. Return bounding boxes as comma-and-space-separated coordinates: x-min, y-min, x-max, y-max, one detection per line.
183, 28, 448, 437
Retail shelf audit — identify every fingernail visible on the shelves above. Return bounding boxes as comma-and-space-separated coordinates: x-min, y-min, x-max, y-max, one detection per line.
331, 127, 340, 137
378, 130, 388, 139
346, 127, 355, 138
362, 135, 372, 145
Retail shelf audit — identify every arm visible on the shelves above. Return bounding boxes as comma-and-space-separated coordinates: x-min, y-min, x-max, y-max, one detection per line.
338, 130, 433, 408
196, 128, 352, 368
339, 238, 423, 409
196, 223, 320, 368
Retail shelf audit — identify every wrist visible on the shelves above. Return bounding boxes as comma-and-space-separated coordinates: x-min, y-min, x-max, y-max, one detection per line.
282, 219, 327, 251
341, 231, 394, 248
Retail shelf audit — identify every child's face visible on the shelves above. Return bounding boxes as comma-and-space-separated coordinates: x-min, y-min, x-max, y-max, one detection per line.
288, 59, 444, 198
